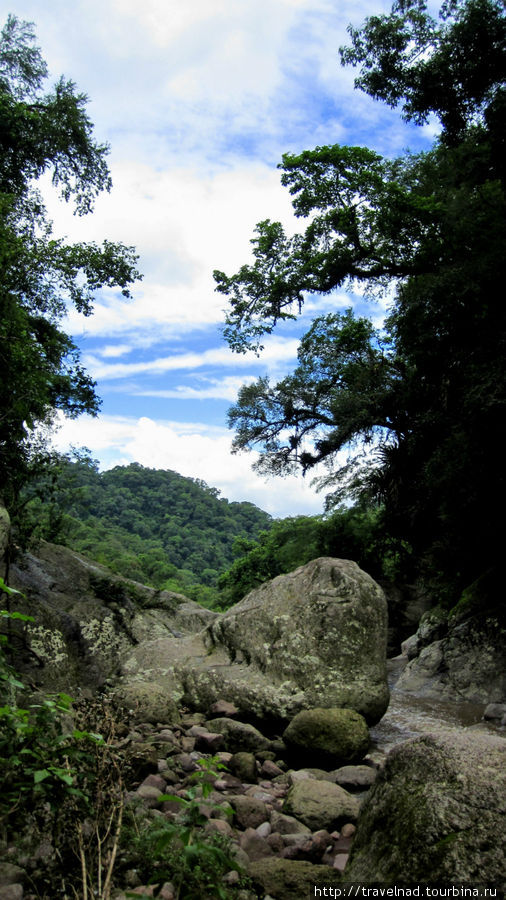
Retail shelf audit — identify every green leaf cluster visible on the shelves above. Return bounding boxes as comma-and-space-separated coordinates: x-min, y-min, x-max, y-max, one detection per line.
0, 15, 141, 504
127, 758, 247, 900
218, 505, 405, 607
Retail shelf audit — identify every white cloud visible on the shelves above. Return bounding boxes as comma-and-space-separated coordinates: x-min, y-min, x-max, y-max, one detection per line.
133, 375, 257, 402
51, 413, 325, 517
82, 336, 299, 380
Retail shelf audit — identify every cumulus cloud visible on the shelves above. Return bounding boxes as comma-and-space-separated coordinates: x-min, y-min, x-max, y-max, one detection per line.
51, 413, 325, 517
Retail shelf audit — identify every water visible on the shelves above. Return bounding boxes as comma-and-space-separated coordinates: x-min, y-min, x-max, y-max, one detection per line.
370, 656, 500, 754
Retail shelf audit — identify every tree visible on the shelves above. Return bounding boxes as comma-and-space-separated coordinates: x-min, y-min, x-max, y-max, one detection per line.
214, 0, 506, 603
0, 15, 141, 505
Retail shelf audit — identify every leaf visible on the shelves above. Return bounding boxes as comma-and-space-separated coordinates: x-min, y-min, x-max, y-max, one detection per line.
157, 793, 187, 805
33, 769, 50, 783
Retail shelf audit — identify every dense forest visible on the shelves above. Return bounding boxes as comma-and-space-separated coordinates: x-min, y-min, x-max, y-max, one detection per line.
19, 457, 273, 606
20, 455, 403, 609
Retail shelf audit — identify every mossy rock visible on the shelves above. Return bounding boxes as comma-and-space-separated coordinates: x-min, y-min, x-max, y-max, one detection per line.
346, 731, 506, 883
248, 858, 338, 899
283, 707, 369, 766
112, 681, 180, 726
283, 778, 361, 831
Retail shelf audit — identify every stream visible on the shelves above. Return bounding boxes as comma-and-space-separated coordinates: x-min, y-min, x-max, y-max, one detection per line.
370, 655, 503, 755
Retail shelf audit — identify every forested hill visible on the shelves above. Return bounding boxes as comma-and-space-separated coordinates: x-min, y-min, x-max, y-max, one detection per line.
24, 459, 271, 605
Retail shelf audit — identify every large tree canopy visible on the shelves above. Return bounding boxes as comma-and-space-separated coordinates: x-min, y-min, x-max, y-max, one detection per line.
0, 16, 141, 504
215, 0, 506, 602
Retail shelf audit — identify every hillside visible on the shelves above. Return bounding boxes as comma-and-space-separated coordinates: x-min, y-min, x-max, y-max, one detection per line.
22, 457, 272, 605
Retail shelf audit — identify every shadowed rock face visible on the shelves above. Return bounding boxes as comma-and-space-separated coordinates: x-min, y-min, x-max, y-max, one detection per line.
345, 730, 506, 883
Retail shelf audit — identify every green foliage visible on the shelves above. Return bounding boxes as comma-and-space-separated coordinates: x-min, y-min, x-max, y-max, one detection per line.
128, 758, 246, 900
0, 608, 103, 838
0, 15, 141, 505
218, 505, 404, 606
215, 0, 506, 605
21, 456, 272, 605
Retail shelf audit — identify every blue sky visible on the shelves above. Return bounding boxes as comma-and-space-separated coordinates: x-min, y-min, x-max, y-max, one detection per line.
5, 0, 437, 516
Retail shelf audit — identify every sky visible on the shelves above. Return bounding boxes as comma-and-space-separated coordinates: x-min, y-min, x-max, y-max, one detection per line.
4, 0, 436, 516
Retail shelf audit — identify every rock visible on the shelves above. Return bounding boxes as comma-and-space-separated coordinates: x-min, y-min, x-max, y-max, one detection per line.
181, 557, 389, 724
0, 886, 23, 900
483, 702, 506, 721
0, 503, 10, 571
229, 751, 258, 783
204, 818, 234, 838
240, 827, 274, 861
248, 858, 338, 900
135, 784, 163, 806
260, 759, 284, 779
283, 708, 369, 767
139, 773, 167, 792
232, 795, 269, 829
0, 864, 26, 886
283, 780, 361, 831
112, 681, 180, 726
270, 811, 311, 836
401, 633, 419, 660
333, 765, 377, 790
124, 742, 159, 780
340, 823, 356, 838
208, 699, 238, 717
396, 578, 506, 704
205, 717, 270, 753
256, 821, 272, 838
346, 731, 506, 882
288, 767, 335, 784
193, 731, 225, 753
8, 540, 215, 694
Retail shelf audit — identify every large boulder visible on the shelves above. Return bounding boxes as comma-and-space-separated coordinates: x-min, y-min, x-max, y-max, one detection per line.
180, 557, 389, 724
345, 731, 506, 883
7, 541, 217, 693
283, 707, 370, 767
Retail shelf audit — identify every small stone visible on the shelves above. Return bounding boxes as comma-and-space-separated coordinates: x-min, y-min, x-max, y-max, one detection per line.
282, 833, 312, 846
333, 853, 349, 872
334, 765, 377, 790
483, 703, 506, 721
136, 784, 163, 807
180, 736, 195, 753
204, 818, 234, 838
232, 795, 268, 829
0, 887, 23, 900
256, 821, 272, 838
174, 753, 197, 772
159, 884, 175, 900
223, 870, 240, 885
240, 827, 274, 861
140, 773, 167, 792
340, 823, 356, 838
229, 751, 257, 783
260, 759, 284, 779
217, 751, 233, 765
266, 832, 285, 853
0, 864, 26, 886
194, 731, 225, 753
208, 699, 239, 717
